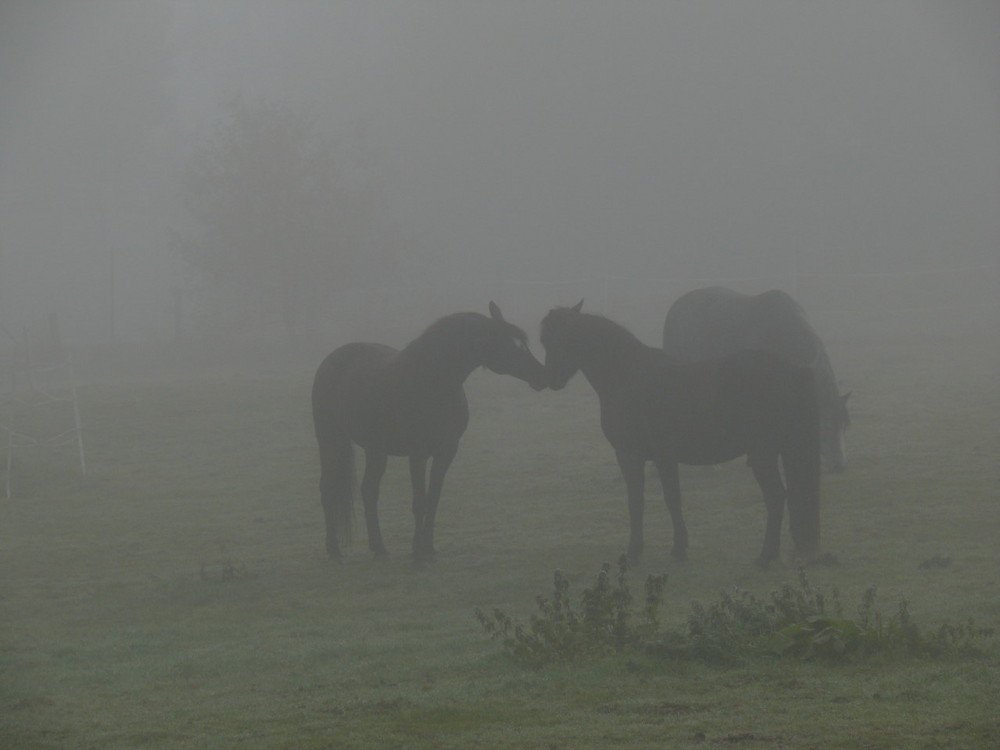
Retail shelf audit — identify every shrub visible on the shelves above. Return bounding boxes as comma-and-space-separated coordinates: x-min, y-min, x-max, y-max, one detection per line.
476, 563, 992, 667
766, 579, 993, 660
474, 556, 666, 667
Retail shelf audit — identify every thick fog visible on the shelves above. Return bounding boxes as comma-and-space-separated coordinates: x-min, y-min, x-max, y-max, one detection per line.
1, 1, 997, 355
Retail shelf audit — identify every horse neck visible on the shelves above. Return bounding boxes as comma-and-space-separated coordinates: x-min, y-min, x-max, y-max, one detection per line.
576, 318, 654, 396
812, 350, 843, 413
397, 324, 480, 391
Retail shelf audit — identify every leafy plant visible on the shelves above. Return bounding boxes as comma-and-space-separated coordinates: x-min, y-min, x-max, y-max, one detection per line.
675, 568, 840, 662
474, 556, 666, 667
768, 583, 994, 660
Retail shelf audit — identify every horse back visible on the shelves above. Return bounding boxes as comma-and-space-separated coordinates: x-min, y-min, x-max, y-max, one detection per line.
663, 287, 817, 365
312, 341, 469, 456
640, 350, 818, 465
663, 286, 840, 413
312, 342, 397, 416
662, 286, 750, 362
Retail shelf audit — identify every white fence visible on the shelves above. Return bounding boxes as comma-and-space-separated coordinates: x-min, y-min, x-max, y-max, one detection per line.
1, 325, 86, 498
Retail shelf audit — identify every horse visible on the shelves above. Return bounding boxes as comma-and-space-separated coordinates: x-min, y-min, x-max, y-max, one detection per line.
312, 302, 547, 563
540, 301, 821, 568
662, 286, 850, 472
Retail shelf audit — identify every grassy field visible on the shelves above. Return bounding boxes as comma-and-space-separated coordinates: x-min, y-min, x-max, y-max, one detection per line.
2, 330, 998, 749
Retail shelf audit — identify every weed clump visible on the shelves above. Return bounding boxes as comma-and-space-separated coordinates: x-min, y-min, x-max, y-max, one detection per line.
475, 556, 665, 667
475, 562, 992, 668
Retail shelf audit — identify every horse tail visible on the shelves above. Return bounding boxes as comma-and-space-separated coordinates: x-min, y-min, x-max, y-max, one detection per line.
312, 350, 355, 559
782, 367, 822, 561
314, 407, 356, 552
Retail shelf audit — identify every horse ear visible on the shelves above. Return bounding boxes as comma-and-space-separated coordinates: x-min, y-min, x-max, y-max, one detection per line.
571, 299, 584, 313
488, 301, 503, 320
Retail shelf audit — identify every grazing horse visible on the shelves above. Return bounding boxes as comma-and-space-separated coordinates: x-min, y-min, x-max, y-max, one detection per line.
312, 302, 547, 562
662, 287, 850, 471
540, 301, 821, 567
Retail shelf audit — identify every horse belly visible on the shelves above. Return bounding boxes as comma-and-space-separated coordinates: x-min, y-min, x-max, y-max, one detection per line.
641, 375, 746, 465
673, 437, 746, 466
640, 409, 747, 466
348, 393, 468, 457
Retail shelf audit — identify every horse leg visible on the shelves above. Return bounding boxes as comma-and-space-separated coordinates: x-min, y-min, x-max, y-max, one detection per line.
782, 444, 822, 562
360, 450, 389, 558
749, 453, 786, 568
415, 445, 457, 563
785, 368, 823, 558
616, 449, 647, 564
409, 454, 429, 559
652, 456, 688, 562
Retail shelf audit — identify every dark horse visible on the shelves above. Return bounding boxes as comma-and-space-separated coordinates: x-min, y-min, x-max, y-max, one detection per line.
312, 302, 547, 562
540, 301, 821, 567
662, 287, 850, 472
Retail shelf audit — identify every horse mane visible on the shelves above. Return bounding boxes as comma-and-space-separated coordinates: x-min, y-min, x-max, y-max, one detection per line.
543, 307, 629, 340
404, 312, 484, 347
755, 290, 823, 357
542, 307, 648, 352
756, 291, 843, 412
401, 311, 528, 364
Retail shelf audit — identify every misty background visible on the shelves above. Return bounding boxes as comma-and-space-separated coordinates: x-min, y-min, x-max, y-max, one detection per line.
1, 1, 997, 368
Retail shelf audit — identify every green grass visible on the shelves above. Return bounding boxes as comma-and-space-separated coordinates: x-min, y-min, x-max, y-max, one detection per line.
2, 333, 998, 748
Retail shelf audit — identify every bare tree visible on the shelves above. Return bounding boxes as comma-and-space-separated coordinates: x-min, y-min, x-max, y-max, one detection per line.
175, 98, 372, 337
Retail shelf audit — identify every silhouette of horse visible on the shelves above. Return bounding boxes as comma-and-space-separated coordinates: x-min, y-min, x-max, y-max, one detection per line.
312, 302, 547, 562
662, 286, 850, 472
541, 301, 821, 567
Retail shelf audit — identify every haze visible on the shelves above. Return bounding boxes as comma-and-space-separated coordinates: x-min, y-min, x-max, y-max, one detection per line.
1, 1, 997, 356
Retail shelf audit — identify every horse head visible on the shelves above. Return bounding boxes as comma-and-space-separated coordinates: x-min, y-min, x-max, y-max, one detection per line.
820, 391, 851, 472
476, 301, 548, 391
539, 300, 585, 390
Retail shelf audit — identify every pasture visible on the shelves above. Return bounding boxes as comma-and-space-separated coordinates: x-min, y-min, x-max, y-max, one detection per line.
2, 327, 998, 749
